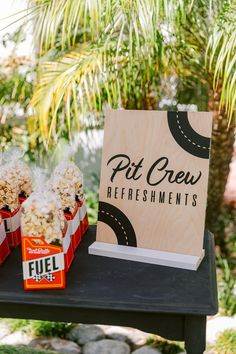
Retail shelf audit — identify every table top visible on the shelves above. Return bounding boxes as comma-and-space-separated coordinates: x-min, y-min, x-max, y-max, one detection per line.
0, 226, 218, 317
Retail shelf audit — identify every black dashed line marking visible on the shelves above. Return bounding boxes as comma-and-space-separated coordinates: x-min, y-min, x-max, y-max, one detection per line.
99, 209, 129, 245
167, 111, 211, 159
98, 201, 137, 247
176, 112, 209, 150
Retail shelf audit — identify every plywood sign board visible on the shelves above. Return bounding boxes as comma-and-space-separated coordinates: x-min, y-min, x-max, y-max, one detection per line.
89, 110, 212, 270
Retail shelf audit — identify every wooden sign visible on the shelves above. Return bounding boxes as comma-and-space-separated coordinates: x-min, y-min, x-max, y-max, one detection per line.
89, 110, 212, 270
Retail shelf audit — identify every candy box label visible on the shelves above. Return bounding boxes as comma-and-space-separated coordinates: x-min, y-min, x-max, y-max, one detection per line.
0, 219, 10, 264
65, 204, 82, 251
78, 196, 89, 236
22, 236, 65, 290
0, 207, 21, 248
63, 221, 74, 272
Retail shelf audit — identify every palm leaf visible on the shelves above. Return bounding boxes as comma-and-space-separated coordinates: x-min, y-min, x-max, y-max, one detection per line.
31, 44, 107, 140
206, 1, 236, 121
30, 0, 232, 142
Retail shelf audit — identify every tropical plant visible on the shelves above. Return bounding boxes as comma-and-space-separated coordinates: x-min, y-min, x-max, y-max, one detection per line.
210, 329, 236, 354
170, 0, 236, 244
0, 27, 35, 153
24, 0, 235, 242
29, 0, 170, 142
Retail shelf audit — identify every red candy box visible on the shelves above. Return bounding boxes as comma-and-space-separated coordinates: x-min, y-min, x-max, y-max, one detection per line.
65, 204, 82, 251
63, 221, 74, 272
0, 215, 10, 264
22, 235, 66, 290
78, 195, 89, 237
0, 207, 21, 248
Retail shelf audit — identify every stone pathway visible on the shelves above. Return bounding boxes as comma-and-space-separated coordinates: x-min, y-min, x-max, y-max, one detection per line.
0, 315, 235, 353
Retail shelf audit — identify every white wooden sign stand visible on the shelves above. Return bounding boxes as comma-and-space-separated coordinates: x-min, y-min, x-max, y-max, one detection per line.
89, 243, 205, 270
89, 110, 212, 271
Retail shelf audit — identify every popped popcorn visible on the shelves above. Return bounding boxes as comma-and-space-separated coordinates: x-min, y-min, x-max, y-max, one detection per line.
54, 161, 83, 200
4, 148, 32, 197
0, 165, 19, 211
21, 191, 65, 245
48, 175, 77, 213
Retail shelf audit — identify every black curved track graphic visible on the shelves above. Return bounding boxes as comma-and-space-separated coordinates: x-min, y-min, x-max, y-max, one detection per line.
167, 111, 211, 159
98, 201, 137, 247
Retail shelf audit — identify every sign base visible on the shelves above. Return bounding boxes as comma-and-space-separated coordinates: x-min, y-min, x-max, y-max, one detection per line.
89, 242, 205, 271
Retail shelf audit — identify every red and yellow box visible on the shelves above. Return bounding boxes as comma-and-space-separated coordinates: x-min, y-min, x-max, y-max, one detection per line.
65, 204, 82, 252
0, 217, 10, 265
78, 196, 89, 237
22, 235, 66, 290
0, 207, 21, 248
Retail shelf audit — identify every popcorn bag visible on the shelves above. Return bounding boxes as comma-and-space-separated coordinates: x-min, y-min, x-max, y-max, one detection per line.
21, 190, 66, 290
53, 160, 85, 251
4, 148, 33, 204
54, 161, 84, 198
0, 165, 21, 248
0, 214, 10, 265
48, 175, 76, 266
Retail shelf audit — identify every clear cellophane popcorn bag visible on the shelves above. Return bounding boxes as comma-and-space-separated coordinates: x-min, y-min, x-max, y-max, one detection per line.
54, 160, 84, 201
48, 175, 77, 214
4, 147, 33, 203
53, 156, 88, 250
21, 169, 67, 289
48, 175, 76, 270
0, 162, 21, 249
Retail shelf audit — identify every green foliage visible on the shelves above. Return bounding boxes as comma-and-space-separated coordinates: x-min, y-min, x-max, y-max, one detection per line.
213, 206, 236, 316
25, 0, 236, 143
210, 329, 236, 354
0, 29, 35, 153
85, 188, 99, 224
207, 1, 236, 121
0, 346, 54, 354
0, 318, 30, 332
29, 320, 73, 338
28, 0, 184, 142
146, 335, 184, 354
0, 54, 34, 115
0, 318, 73, 339
217, 258, 236, 316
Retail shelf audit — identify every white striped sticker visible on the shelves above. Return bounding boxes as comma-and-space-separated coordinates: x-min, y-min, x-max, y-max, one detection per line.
79, 203, 87, 220
2, 209, 21, 233
63, 224, 71, 254
70, 207, 80, 235
0, 221, 6, 246
23, 253, 64, 280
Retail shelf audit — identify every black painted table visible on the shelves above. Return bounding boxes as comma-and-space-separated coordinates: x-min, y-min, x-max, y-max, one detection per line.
0, 226, 218, 354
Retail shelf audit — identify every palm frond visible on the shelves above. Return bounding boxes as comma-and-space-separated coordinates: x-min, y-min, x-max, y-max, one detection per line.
31, 0, 111, 52
30, 0, 195, 53
30, 1, 174, 141
206, 1, 236, 121
31, 32, 164, 141
31, 44, 105, 140
29, 0, 236, 143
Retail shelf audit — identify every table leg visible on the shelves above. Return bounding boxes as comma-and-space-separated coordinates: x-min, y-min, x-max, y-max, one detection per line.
184, 315, 206, 354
